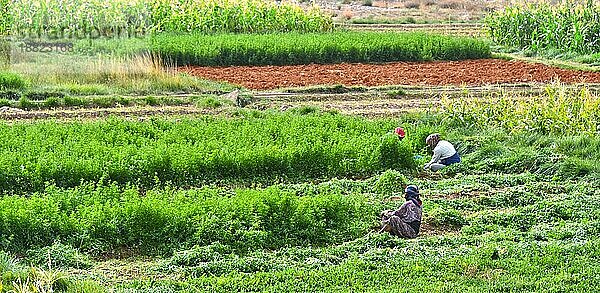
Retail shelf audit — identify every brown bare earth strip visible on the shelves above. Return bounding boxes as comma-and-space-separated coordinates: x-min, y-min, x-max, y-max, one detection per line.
181, 59, 600, 90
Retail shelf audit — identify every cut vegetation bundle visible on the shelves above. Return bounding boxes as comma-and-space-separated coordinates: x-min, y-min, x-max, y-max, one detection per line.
151, 32, 491, 66
486, 1, 600, 54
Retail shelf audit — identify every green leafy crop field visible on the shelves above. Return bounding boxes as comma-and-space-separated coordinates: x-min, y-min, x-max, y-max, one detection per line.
1, 86, 600, 291
152, 32, 491, 66
486, 2, 600, 55
1, 0, 599, 291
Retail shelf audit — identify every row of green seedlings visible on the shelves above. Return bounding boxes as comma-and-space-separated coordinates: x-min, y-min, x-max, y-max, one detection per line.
6, 169, 595, 258
3, 92, 599, 196
0, 112, 418, 194
151, 31, 491, 66
4, 0, 332, 38
0, 182, 382, 256
159, 177, 599, 289
0, 92, 229, 110
485, 1, 600, 54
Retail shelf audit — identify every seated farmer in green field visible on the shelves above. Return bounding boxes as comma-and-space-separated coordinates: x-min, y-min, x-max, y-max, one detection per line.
423, 133, 460, 172
380, 185, 423, 239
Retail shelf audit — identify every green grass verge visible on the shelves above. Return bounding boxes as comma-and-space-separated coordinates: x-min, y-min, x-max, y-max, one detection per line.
0, 93, 231, 110
8, 52, 236, 96
151, 31, 491, 66
491, 51, 600, 72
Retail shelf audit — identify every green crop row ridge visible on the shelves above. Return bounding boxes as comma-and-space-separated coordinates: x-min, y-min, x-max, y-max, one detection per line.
151, 32, 491, 66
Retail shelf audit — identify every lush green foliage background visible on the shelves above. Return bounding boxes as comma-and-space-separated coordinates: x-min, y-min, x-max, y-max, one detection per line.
6, 0, 332, 36
486, 2, 600, 54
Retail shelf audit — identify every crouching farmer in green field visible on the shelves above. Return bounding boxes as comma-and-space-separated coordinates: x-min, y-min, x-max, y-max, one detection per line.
380, 185, 423, 239
423, 133, 460, 172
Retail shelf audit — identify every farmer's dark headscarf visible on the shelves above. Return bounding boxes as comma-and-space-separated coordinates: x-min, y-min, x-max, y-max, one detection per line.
426, 133, 441, 149
405, 185, 422, 207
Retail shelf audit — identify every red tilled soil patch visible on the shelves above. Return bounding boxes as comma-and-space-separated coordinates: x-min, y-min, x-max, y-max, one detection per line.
181, 59, 600, 90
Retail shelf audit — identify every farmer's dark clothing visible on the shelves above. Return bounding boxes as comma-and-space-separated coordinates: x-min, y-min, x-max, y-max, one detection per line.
381, 200, 422, 239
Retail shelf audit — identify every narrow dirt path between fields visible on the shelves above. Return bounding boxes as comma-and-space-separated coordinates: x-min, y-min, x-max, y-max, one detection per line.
181, 59, 600, 90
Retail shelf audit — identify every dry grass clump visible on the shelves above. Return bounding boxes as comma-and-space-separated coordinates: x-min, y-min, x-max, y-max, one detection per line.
438, 0, 465, 9
422, 0, 436, 6
403, 0, 421, 9
342, 10, 354, 20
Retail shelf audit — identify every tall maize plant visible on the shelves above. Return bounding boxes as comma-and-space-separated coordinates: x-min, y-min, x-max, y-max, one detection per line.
0, 0, 9, 66
7, 0, 332, 38
10, 0, 155, 38
485, 1, 600, 54
0, 0, 10, 36
440, 86, 600, 135
151, 0, 333, 33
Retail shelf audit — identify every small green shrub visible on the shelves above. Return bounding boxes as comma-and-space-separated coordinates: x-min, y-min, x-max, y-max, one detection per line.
426, 207, 467, 228
26, 243, 93, 269
373, 169, 408, 195
91, 96, 117, 108
0, 72, 26, 90
144, 95, 159, 106
290, 105, 320, 115
43, 97, 62, 108
0, 91, 20, 100
63, 96, 87, 107
197, 97, 222, 109
18, 96, 36, 109
374, 134, 416, 171
24, 91, 65, 101
91, 96, 131, 108
0, 98, 12, 107
0, 251, 20, 272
